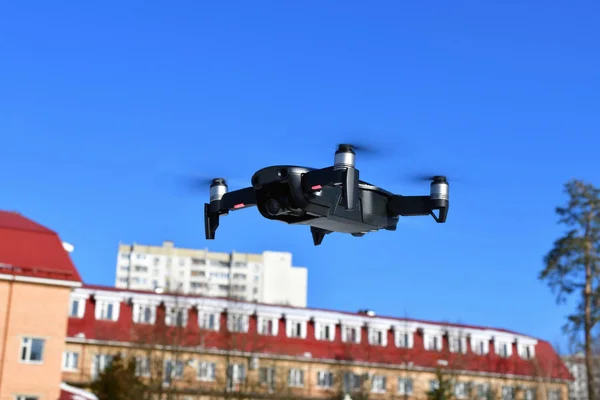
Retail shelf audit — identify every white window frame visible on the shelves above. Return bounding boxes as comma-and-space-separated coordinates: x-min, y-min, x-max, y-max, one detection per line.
454, 382, 469, 399
524, 387, 537, 400
394, 325, 416, 348
198, 310, 221, 331
165, 306, 189, 327
94, 297, 120, 322
367, 325, 388, 346
341, 323, 362, 344
257, 314, 279, 336
288, 368, 304, 387
547, 389, 561, 400
132, 300, 158, 324
314, 319, 336, 342
135, 357, 151, 377
371, 375, 387, 393
423, 328, 443, 351
285, 318, 308, 339
91, 354, 113, 379
69, 293, 88, 318
495, 339, 513, 358
448, 334, 468, 354
316, 370, 334, 388
197, 361, 216, 382
476, 383, 490, 400
19, 337, 45, 364
470, 335, 490, 355
502, 386, 515, 400
517, 338, 537, 360
62, 351, 79, 371
397, 377, 413, 395
227, 313, 249, 333
163, 359, 185, 385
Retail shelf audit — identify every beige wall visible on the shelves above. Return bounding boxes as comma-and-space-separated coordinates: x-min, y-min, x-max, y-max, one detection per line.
62, 343, 569, 400
0, 280, 71, 400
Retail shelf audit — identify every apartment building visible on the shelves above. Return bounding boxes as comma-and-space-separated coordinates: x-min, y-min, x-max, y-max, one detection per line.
561, 353, 599, 400
62, 283, 572, 400
114, 241, 308, 307
0, 211, 82, 400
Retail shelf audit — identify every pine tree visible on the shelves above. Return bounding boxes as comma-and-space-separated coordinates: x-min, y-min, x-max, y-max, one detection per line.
90, 353, 147, 400
426, 367, 455, 400
539, 179, 600, 400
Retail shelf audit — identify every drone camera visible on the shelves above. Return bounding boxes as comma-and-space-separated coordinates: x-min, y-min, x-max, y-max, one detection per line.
209, 178, 228, 202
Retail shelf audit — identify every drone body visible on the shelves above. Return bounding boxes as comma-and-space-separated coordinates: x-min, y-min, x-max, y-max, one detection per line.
204, 145, 449, 246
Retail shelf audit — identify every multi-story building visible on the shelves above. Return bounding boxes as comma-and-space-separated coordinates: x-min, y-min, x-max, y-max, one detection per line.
0, 211, 82, 400
562, 353, 599, 400
63, 283, 572, 400
114, 241, 308, 307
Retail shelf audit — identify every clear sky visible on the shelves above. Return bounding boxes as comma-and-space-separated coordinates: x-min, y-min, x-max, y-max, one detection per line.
1, 1, 599, 351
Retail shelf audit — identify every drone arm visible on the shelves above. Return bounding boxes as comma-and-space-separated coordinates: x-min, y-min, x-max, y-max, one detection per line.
204, 187, 256, 240
388, 195, 448, 223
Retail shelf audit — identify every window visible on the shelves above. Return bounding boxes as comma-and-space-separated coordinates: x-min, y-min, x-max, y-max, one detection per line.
233, 273, 247, 279
135, 357, 151, 377
395, 330, 413, 348
259, 367, 276, 391
91, 354, 113, 379
449, 335, 468, 354
430, 380, 440, 391
496, 341, 512, 358
227, 313, 249, 333
15, 396, 38, 400
258, 317, 278, 336
199, 312, 219, 331
424, 332, 443, 351
95, 300, 119, 321
134, 265, 148, 273
288, 368, 304, 387
316, 371, 334, 388
62, 351, 79, 371
164, 360, 184, 385
197, 361, 216, 381
524, 388, 537, 400
342, 325, 361, 343
132, 303, 156, 324
227, 363, 246, 389
191, 270, 205, 277
518, 343, 535, 360
471, 338, 489, 355
547, 390, 561, 400
165, 307, 188, 327
454, 382, 469, 399
286, 320, 306, 338
315, 322, 335, 341
69, 298, 85, 318
343, 372, 362, 392
191, 258, 205, 265
397, 378, 413, 395
371, 375, 387, 393
501, 386, 515, 400
368, 328, 387, 346
20, 337, 45, 363
476, 383, 490, 400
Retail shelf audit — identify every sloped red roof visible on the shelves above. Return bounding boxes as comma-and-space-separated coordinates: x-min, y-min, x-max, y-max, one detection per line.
0, 211, 82, 283
68, 284, 573, 382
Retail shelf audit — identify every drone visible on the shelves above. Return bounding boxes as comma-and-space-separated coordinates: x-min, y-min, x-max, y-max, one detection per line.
204, 144, 449, 246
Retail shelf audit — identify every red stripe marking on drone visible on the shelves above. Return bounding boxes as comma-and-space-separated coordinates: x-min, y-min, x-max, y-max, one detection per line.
233, 203, 245, 209
311, 185, 322, 190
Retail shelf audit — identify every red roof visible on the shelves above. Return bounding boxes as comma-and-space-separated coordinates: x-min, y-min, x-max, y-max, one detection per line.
68, 284, 573, 382
0, 211, 82, 283
59, 383, 98, 400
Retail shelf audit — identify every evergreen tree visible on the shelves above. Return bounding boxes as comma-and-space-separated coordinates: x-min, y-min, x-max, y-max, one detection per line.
539, 179, 600, 400
90, 353, 147, 400
426, 368, 455, 400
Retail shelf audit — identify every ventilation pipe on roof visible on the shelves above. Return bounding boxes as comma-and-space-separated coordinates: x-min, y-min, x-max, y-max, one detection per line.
62, 242, 75, 253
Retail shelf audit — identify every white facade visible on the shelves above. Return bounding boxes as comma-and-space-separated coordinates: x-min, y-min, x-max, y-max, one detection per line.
563, 353, 600, 400
114, 241, 308, 307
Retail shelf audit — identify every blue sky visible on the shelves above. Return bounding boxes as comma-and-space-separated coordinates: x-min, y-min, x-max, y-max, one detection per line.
1, 1, 598, 351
